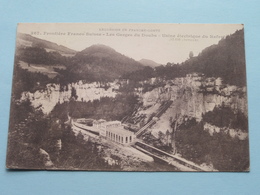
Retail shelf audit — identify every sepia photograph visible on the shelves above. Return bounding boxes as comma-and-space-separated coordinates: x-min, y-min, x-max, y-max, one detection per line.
6, 23, 249, 172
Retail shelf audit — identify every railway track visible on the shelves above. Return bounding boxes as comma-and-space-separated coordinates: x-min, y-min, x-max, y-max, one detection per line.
135, 100, 173, 137
134, 141, 210, 172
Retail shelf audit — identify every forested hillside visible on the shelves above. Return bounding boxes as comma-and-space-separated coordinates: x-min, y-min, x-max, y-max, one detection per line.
69, 44, 144, 81
16, 36, 145, 85
181, 29, 246, 86
123, 29, 246, 86
17, 33, 77, 54
54, 45, 144, 84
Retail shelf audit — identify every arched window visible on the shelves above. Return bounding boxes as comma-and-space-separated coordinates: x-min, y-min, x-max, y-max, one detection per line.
126, 137, 128, 143
129, 136, 132, 142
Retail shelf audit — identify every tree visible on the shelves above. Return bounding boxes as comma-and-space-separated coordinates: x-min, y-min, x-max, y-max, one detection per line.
189, 51, 194, 59
71, 87, 78, 100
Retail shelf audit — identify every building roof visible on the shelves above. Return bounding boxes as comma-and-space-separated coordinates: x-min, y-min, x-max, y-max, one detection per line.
104, 120, 121, 126
93, 119, 106, 124
107, 126, 135, 136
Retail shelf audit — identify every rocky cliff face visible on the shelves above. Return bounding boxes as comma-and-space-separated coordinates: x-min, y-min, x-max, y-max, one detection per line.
20, 74, 248, 140
134, 74, 248, 140
204, 122, 247, 140
141, 74, 247, 121
21, 81, 120, 114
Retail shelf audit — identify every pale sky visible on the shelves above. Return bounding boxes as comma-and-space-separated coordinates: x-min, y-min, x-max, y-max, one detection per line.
17, 23, 243, 64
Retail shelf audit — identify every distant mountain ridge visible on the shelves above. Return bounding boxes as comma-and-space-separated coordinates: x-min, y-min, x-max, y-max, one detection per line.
66, 44, 144, 82
139, 59, 160, 68
79, 44, 116, 56
17, 33, 77, 55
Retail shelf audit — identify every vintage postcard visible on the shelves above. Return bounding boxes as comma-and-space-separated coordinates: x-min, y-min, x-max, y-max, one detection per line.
6, 23, 249, 171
